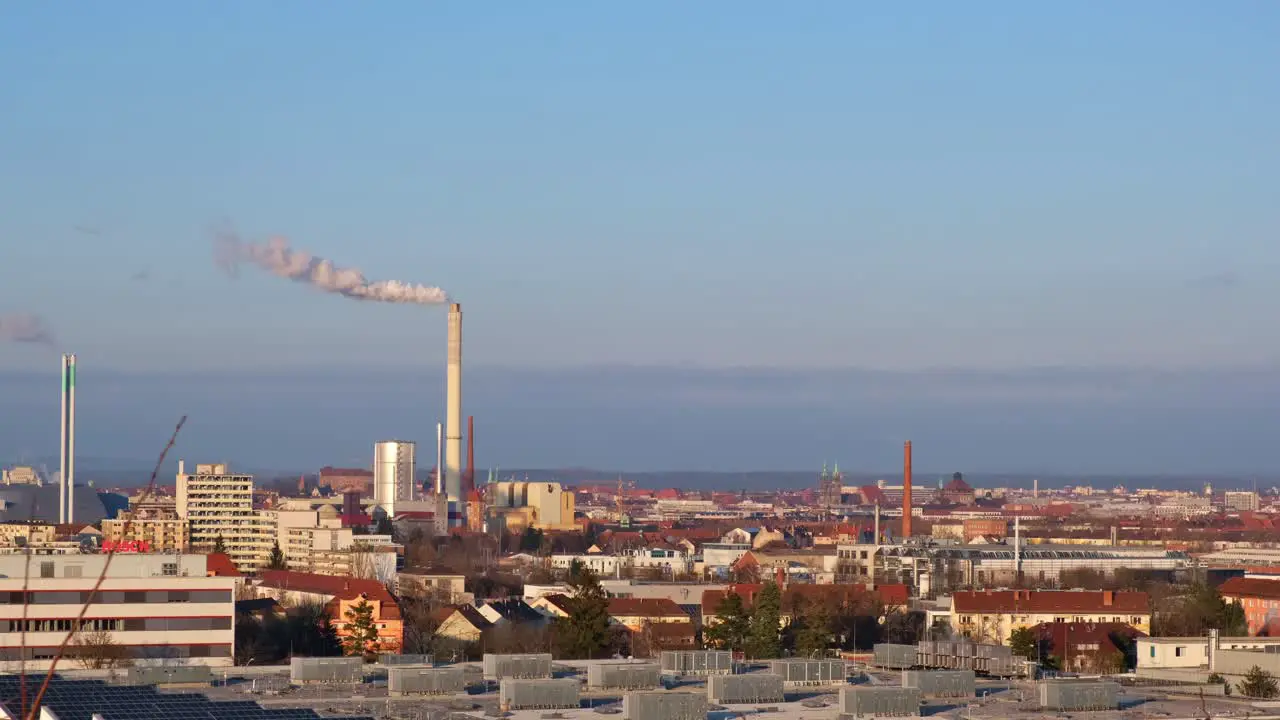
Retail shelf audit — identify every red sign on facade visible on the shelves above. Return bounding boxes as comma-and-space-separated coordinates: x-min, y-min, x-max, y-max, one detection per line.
102, 539, 151, 553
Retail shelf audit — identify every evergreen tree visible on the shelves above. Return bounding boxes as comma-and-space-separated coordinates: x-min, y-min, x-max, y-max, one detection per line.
795, 599, 831, 658
704, 592, 750, 652
212, 535, 227, 554
341, 597, 381, 660
374, 514, 395, 537
1008, 627, 1037, 660
747, 581, 782, 659
1240, 665, 1279, 699
266, 540, 287, 570
553, 562, 611, 658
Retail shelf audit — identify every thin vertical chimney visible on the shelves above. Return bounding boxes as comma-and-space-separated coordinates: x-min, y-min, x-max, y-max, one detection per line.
1014, 515, 1022, 584
902, 440, 913, 537
67, 354, 77, 524
59, 354, 68, 524
435, 422, 444, 495
465, 415, 475, 496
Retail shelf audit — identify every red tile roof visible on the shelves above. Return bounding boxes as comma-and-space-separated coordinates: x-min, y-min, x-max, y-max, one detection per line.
205, 552, 242, 577
258, 570, 398, 615
608, 598, 690, 619
952, 589, 1149, 614
1220, 576, 1280, 601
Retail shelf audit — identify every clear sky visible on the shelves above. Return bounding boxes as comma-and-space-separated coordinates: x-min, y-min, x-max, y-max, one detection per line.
1, 3, 1278, 472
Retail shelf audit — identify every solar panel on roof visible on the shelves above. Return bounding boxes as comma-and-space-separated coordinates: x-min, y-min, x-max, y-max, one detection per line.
0, 675, 376, 720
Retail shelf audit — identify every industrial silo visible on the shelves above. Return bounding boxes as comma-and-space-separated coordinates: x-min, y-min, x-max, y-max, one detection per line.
374, 440, 416, 515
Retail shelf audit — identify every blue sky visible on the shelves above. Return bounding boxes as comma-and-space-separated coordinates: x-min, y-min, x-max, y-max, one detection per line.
1, 3, 1278, 472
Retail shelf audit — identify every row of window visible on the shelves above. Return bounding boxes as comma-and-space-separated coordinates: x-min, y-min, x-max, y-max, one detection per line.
0, 616, 232, 633
959, 614, 1143, 624
5, 590, 233, 605
0, 643, 232, 661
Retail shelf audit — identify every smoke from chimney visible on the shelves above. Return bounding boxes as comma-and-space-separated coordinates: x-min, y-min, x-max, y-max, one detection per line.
215, 230, 448, 304
902, 440, 913, 537
0, 313, 56, 346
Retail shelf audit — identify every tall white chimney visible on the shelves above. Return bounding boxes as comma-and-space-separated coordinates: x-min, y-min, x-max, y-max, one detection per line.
444, 303, 463, 508
59, 354, 67, 524
68, 353, 75, 524
58, 354, 77, 524
436, 421, 444, 494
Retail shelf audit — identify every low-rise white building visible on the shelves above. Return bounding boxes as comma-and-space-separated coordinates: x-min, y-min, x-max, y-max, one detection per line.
0, 553, 236, 670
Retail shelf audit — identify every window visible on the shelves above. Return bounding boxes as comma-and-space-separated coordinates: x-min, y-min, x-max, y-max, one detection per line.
162, 563, 179, 576
1175, 646, 1184, 657
39, 562, 54, 578
1150, 647, 1156, 657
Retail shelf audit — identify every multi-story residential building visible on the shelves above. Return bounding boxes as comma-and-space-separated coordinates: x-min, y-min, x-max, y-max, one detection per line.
701, 543, 751, 575
1224, 491, 1261, 513
1, 467, 41, 485
101, 507, 188, 553
284, 526, 397, 583
0, 553, 235, 670
254, 570, 402, 652
950, 589, 1150, 645
1154, 495, 1213, 518
398, 566, 469, 604
1219, 577, 1280, 635
835, 543, 878, 583
0, 522, 57, 547
176, 461, 274, 572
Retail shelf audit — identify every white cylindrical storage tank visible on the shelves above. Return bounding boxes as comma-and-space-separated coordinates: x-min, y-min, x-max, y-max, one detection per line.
374, 440, 416, 515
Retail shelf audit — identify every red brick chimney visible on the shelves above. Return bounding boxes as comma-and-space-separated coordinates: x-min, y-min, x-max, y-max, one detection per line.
1103, 590, 1114, 607
775, 567, 786, 587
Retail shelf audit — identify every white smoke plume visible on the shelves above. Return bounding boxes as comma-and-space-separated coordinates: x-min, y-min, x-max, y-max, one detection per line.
214, 229, 449, 304
0, 313, 57, 347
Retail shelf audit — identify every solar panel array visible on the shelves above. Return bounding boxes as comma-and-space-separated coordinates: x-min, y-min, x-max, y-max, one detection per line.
0, 675, 376, 720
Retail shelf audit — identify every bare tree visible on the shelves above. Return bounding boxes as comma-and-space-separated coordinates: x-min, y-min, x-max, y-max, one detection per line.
68, 630, 133, 669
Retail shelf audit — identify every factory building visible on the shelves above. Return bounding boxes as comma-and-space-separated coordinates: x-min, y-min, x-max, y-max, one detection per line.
0, 553, 236, 670
488, 481, 577, 531
176, 461, 274, 572
839, 541, 1188, 597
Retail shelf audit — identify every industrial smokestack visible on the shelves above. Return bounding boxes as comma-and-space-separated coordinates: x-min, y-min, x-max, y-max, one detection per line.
59, 354, 77, 524
59, 355, 67, 524
444, 303, 463, 512
465, 415, 475, 496
902, 440, 913, 538
435, 422, 444, 495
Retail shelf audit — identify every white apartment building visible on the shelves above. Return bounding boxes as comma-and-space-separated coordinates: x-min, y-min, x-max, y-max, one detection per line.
550, 547, 693, 579
1224, 491, 1261, 512
1154, 495, 1213, 518
176, 461, 274, 572
0, 553, 236, 670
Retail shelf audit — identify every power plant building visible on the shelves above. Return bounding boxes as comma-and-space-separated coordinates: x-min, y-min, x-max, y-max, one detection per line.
373, 440, 417, 517
488, 481, 577, 532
